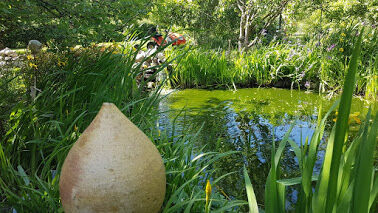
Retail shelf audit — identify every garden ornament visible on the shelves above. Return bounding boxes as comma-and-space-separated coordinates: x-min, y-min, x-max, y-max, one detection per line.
60, 103, 166, 212
28, 40, 42, 55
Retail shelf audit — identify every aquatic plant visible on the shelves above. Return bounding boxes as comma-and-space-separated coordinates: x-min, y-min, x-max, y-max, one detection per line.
168, 35, 376, 97
243, 29, 377, 212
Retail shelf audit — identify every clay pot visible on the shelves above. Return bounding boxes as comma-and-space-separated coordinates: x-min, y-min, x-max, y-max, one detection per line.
60, 103, 166, 212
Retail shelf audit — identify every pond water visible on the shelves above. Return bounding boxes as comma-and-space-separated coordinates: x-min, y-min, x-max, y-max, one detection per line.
157, 88, 367, 207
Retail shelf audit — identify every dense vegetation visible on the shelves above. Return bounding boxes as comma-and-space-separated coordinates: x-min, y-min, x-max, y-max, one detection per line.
0, 0, 377, 212
0, 1, 151, 49
168, 33, 376, 97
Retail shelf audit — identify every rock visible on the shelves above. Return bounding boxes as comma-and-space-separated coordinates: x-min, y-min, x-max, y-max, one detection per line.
147, 81, 155, 88
60, 103, 166, 213
135, 51, 145, 63
0, 48, 22, 72
0, 48, 11, 56
28, 40, 42, 54
8, 52, 18, 57
156, 52, 165, 62
0, 48, 18, 58
0, 48, 7, 55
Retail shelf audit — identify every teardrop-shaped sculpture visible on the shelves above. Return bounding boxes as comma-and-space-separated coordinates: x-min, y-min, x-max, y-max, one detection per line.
60, 103, 166, 212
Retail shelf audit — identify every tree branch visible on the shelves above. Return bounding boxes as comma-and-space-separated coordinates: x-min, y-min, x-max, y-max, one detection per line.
247, 0, 291, 48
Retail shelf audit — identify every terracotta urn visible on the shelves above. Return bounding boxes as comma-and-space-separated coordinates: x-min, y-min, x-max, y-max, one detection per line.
59, 103, 166, 212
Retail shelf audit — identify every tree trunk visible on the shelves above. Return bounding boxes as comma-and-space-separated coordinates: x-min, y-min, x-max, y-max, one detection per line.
238, 12, 245, 53
237, 0, 254, 53
244, 14, 250, 48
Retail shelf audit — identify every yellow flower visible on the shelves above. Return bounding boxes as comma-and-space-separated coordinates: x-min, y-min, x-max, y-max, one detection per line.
339, 48, 344, 52
74, 125, 78, 132
339, 38, 344, 42
57, 59, 67, 67
341, 33, 346, 37
29, 62, 38, 69
27, 55, 34, 60
333, 111, 361, 124
70, 47, 75, 52
205, 180, 212, 209
349, 112, 361, 124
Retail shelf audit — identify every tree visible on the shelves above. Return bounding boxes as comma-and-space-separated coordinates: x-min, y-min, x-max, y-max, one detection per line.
150, 0, 239, 48
0, 0, 152, 48
236, 0, 291, 52
150, 0, 292, 50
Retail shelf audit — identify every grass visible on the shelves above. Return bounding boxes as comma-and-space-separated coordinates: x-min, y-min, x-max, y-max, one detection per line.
243, 29, 377, 212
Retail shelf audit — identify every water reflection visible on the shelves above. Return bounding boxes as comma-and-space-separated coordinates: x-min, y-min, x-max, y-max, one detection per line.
158, 88, 366, 207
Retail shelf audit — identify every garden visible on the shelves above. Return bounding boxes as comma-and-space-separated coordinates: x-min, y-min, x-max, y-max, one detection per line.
0, 0, 377, 212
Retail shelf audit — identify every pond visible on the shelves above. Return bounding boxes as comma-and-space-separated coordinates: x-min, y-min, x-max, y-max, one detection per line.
157, 88, 367, 207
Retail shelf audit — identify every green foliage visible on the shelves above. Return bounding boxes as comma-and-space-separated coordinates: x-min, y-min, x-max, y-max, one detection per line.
244, 29, 377, 213
244, 165, 259, 213
167, 41, 376, 96
0, 62, 26, 141
0, 0, 377, 210
150, 0, 239, 48
325, 28, 363, 213
167, 46, 233, 88
0, 0, 151, 49
160, 132, 242, 212
0, 40, 162, 210
0, 37, 244, 212
149, 0, 377, 49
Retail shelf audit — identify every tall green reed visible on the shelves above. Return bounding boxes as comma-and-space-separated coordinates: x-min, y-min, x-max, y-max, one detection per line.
167, 46, 233, 89
168, 40, 375, 97
155, 126, 244, 212
0, 35, 168, 210
243, 29, 377, 213
0, 36, 246, 212
168, 44, 323, 90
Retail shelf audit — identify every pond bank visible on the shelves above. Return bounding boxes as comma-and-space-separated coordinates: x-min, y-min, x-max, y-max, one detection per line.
166, 46, 376, 98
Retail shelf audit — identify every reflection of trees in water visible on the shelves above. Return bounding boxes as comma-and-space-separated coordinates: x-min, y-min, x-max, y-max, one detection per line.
161, 89, 364, 210
171, 97, 299, 207
178, 98, 233, 144
213, 110, 299, 206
